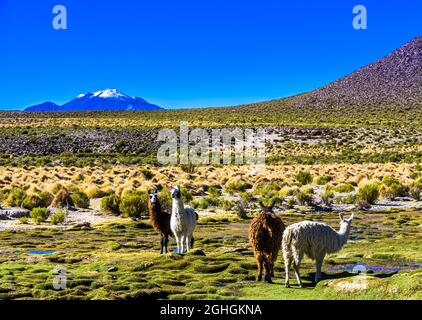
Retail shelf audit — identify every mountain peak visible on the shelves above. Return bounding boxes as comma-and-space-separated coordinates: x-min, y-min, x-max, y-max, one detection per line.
24, 89, 163, 112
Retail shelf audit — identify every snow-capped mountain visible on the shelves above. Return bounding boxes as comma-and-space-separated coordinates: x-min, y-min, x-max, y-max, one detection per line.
24, 89, 163, 112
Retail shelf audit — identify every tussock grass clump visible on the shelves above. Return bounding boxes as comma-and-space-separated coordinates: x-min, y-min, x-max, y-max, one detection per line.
30, 207, 50, 224
50, 189, 73, 208
101, 194, 121, 214
295, 171, 313, 186
70, 191, 90, 209
333, 183, 355, 193
50, 209, 67, 225
85, 185, 107, 199
225, 179, 251, 194
119, 191, 149, 219
357, 181, 380, 204
4, 188, 26, 207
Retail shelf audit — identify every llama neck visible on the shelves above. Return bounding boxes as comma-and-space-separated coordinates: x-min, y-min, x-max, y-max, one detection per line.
336, 224, 351, 250
172, 197, 185, 218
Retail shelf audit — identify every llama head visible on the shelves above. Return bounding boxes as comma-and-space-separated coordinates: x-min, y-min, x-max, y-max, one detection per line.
170, 185, 182, 200
259, 200, 275, 213
149, 189, 158, 204
339, 212, 354, 227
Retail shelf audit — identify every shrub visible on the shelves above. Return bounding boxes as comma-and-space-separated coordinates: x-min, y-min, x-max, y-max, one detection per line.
4, 188, 26, 207
193, 197, 220, 209
158, 188, 172, 213
380, 182, 408, 200
141, 169, 154, 180
408, 183, 421, 201
119, 191, 149, 219
315, 175, 332, 185
85, 186, 106, 199
19, 217, 28, 224
30, 207, 50, 224
51, 209, 67, 225
333, 184, 355, 193
50, 189, 73, 208
321, 190, 334, 206
101, 194, 121, 214
225, 180, 251, 194
22, 193, 43, 210
342, 194, 357, 204
239, 192, 253, 201
296, 191, 314, 206
357, 182, 380, 204
208, 186, 222, 198
70, 191, 90, 209
221, 199, 235, 210
181, 187, 193, 204
285, 197, 296, 209
295, 171, 312, 186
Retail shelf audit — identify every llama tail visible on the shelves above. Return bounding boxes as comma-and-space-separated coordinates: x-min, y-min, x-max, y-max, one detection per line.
282, 227, 293, 253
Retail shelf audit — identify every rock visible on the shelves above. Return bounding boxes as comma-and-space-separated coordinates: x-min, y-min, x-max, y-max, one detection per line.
108, 266, 118, 272
0, 208, 30, 220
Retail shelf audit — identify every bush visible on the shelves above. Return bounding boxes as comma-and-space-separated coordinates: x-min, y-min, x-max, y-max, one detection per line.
22, 193, 43, 210
285, 197, 296, 209
181, 187, 193, 204
380, 182, 408, 200
19, 217, 28, 224
315, 175, 332, 185
357, 182, 380, 204
295, 171, 312, 186
39, 191, 54, 207
70, 191, 90, 209
101, 194, 121, 214
51, 209, 67, 225
225, 180, 251, 194
158, 188, 172, 213
85, 186, 106, 199
208, 186, 222, 198
333, 184, 355, 193
321, 190, 334, 206
4, 188, 26, 207
408, 183, 421, 201
221, 199, 235, 210
296, 191, 314, 206
119, 191, 149, 219
193, 197, 221, 209
342, 194, 357, 204
50, 189, 73, 208
30, 207, 50, 224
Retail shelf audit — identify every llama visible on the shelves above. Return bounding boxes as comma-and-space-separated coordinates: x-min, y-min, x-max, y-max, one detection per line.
282, 213, 354, 288
148, 188, 172, 254
170, 185, 198, 253
249, 201, 285, 283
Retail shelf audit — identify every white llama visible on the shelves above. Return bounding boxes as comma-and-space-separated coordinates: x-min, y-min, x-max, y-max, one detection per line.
282, 213, 354, 287
170, 185, 198, 253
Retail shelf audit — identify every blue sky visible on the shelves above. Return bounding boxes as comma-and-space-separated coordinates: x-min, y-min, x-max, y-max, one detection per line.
0, 0, 420, 110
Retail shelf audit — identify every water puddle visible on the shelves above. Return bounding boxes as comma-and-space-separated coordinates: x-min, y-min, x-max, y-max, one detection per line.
26, 250, 56, 255
329, 262, 422, 273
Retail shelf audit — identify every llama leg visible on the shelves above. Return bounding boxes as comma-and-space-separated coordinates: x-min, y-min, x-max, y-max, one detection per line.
190, 236, 194, 249
257, 255, 263, 281
293, 253, 304, 288
165, 235, 169, 254
175, 236, 181, 253
185, 235, 191, 253
264, 260, 273, 284
160, 235, 164, 254
181, 235, 186, 253
315, 256, 324, 283
284, 256, 292, 288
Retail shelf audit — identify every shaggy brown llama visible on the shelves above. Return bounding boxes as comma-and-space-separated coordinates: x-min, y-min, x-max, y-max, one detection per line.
148, 188, 172, 254
249, 200, 285, 283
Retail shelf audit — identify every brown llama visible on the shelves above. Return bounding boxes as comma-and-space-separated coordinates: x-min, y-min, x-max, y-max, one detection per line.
249, 200, 285, 283
148, 188, 172, 254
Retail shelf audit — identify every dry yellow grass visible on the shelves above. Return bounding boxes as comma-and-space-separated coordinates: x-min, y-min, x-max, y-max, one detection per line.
0, 163, 418, 197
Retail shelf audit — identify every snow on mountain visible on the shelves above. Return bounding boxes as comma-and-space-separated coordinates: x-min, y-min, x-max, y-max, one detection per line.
24, 89, 163, 112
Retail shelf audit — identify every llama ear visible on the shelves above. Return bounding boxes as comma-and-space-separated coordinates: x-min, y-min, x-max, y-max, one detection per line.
259, 201, 265, 210
348, 213, 354, 221
270, 200, 276, 210
339, 213, 344, 222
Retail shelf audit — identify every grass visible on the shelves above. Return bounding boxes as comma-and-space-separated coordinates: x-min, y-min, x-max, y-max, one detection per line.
0, 210, 420, 300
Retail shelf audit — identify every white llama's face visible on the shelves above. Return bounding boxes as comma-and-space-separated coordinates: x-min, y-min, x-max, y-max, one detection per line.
339, 213, 354, 227
170, 186, 181, 199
